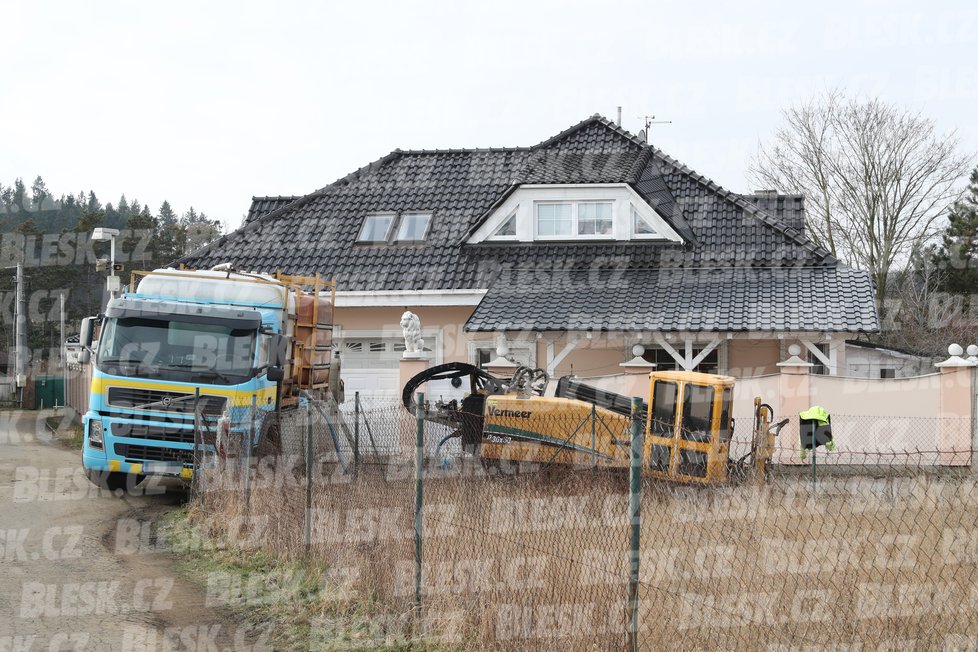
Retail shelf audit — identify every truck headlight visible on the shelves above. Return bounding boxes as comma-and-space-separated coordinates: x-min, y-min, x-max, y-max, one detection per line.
89, 420, 104, 448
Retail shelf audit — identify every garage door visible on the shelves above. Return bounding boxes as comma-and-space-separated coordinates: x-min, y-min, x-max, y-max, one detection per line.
340, 339, 404, 401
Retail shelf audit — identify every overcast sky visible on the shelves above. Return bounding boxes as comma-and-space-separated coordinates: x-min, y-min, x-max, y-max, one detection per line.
2, 0, 976, 232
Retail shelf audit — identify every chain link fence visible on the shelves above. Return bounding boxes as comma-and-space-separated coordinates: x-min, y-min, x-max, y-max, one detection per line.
188, 395, 978, 650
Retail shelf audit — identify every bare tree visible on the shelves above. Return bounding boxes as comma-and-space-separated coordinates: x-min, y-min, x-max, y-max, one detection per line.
749, 90, 971, 316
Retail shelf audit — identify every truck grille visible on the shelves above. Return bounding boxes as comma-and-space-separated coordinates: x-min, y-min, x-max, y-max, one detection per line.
115, 443, 194, 465
111, 421, 195, 444
108, 387, 226, 416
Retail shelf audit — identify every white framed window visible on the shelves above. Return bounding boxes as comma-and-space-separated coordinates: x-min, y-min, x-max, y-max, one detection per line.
535, 202, 573, 238
578, 201, 613, 236
396, 212, 432, 241
491, 211, 518, 239
631, 205, 660, 238
357, 213, 395, 242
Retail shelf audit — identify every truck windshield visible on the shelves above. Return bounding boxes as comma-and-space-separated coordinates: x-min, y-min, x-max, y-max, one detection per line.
97, 316, 256, 385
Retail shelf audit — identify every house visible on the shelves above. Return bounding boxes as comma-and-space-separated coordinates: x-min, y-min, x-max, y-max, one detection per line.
178, 115, 880, 399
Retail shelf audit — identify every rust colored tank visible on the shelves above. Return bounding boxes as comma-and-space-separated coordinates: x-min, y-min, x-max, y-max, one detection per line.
295, 293, 334, 386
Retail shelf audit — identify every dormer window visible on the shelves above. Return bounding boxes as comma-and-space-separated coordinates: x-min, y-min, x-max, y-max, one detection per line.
578, 202, 613, 236
536, 203, 573, 237
492, 212, 517, 238
632, 206, 659, 238
396, 212, 431, 241
535, 201, 614, 239
358, 213, 395, 242
470, 184, 684, 245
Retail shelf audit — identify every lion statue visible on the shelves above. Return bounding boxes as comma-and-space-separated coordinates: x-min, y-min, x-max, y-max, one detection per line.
400, 310, 424, 354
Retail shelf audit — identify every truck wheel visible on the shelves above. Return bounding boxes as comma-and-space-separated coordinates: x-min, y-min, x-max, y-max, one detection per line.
256, 414, 282, 458
86, 469, 145, 491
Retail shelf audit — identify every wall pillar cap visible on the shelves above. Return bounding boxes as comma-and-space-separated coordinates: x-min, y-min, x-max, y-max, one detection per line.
936, 343, 976, 369
777, 344, 813, 370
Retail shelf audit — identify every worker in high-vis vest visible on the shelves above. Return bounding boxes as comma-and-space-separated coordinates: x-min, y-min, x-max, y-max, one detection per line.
799, 405, 836, 460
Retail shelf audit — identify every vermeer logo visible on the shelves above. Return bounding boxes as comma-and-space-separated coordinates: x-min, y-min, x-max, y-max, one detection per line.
488, 405, 532, 419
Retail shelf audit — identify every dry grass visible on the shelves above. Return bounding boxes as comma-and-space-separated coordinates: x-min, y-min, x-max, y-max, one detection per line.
192, 456, 978, 650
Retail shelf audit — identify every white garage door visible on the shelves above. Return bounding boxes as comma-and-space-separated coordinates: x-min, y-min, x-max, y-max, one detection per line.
340, 339, 404, 401
339, 337, 463, 406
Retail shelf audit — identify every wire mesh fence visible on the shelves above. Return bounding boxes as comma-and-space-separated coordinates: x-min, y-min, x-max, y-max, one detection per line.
187, 395, 978, 650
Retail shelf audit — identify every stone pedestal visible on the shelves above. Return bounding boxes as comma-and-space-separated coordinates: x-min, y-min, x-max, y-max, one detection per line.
399, 355, 430, 461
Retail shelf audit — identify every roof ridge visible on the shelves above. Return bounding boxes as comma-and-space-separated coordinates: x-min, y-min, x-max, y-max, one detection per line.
531, 113, 647, 151
251, 194, 304, 201
650, 147, 836, 265
392, 146, 531, 155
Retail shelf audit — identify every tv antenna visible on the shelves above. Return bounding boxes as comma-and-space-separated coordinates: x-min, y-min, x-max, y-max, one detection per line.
637, 114, 672, 144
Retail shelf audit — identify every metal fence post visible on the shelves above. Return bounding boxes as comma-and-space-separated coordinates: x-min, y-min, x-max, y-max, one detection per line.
628, 396, 643, 652
192, 387, 201, 503
354, 391, 361, 479
414, 391, 425, 615
243, 394, 255, 530
968, 367, 978, 473
591, 402, 597, 470
305, 400, 313, 555
811, 423, 817, 489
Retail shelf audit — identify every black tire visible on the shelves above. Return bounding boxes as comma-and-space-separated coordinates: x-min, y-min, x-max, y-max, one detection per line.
86, 469, 145, 492
256, 414, 282, 458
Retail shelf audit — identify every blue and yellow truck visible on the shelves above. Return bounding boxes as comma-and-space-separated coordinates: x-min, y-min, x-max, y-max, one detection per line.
79, 267, 336, 490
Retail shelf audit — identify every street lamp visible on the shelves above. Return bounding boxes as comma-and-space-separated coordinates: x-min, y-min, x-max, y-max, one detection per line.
91, 227, 121, 298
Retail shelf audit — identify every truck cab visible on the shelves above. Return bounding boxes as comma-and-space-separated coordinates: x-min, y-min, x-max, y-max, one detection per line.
81, 268, 334, 490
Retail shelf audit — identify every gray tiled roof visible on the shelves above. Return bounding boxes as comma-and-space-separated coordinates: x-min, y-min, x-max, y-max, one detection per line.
179, 114, 878, 333
245, 196, 303, 223
740, 193, 807, 232
465, 267, 879, 333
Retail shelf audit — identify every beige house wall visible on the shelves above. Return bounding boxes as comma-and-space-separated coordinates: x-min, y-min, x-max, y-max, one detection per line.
727, 340, 780, 377
334, 307, 861, 382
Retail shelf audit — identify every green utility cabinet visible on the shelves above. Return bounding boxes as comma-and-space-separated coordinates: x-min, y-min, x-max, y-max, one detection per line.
34, 376, 64, 410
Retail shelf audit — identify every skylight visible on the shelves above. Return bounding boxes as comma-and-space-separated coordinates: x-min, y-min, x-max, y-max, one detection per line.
358, 213, 395, 242
396, 213, 431, 241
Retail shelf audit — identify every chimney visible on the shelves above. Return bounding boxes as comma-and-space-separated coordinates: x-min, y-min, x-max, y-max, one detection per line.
753, 189, 779, 198
617, 106, 622, 126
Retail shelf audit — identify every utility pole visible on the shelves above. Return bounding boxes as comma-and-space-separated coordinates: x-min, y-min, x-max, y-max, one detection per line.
15, 263, 27, 402
60, 291, 66, 408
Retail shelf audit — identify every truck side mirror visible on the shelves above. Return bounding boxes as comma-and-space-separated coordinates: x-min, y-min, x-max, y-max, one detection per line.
80, 317, 95, 349
79, 349, 91, 364
267, 366, 284, 383
268, 333, 289, 368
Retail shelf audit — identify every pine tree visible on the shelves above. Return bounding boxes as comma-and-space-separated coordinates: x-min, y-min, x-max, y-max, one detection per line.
31, 175, 49, 210
156, 200, 180, 261
124, 204, 157, 265
86, 191, 101, 213
934, 167, 978, 295
158, 200, 177, 226
12, 178, 26, 213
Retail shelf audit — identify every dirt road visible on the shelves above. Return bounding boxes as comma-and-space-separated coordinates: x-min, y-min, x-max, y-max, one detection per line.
0, 410, 249, 651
